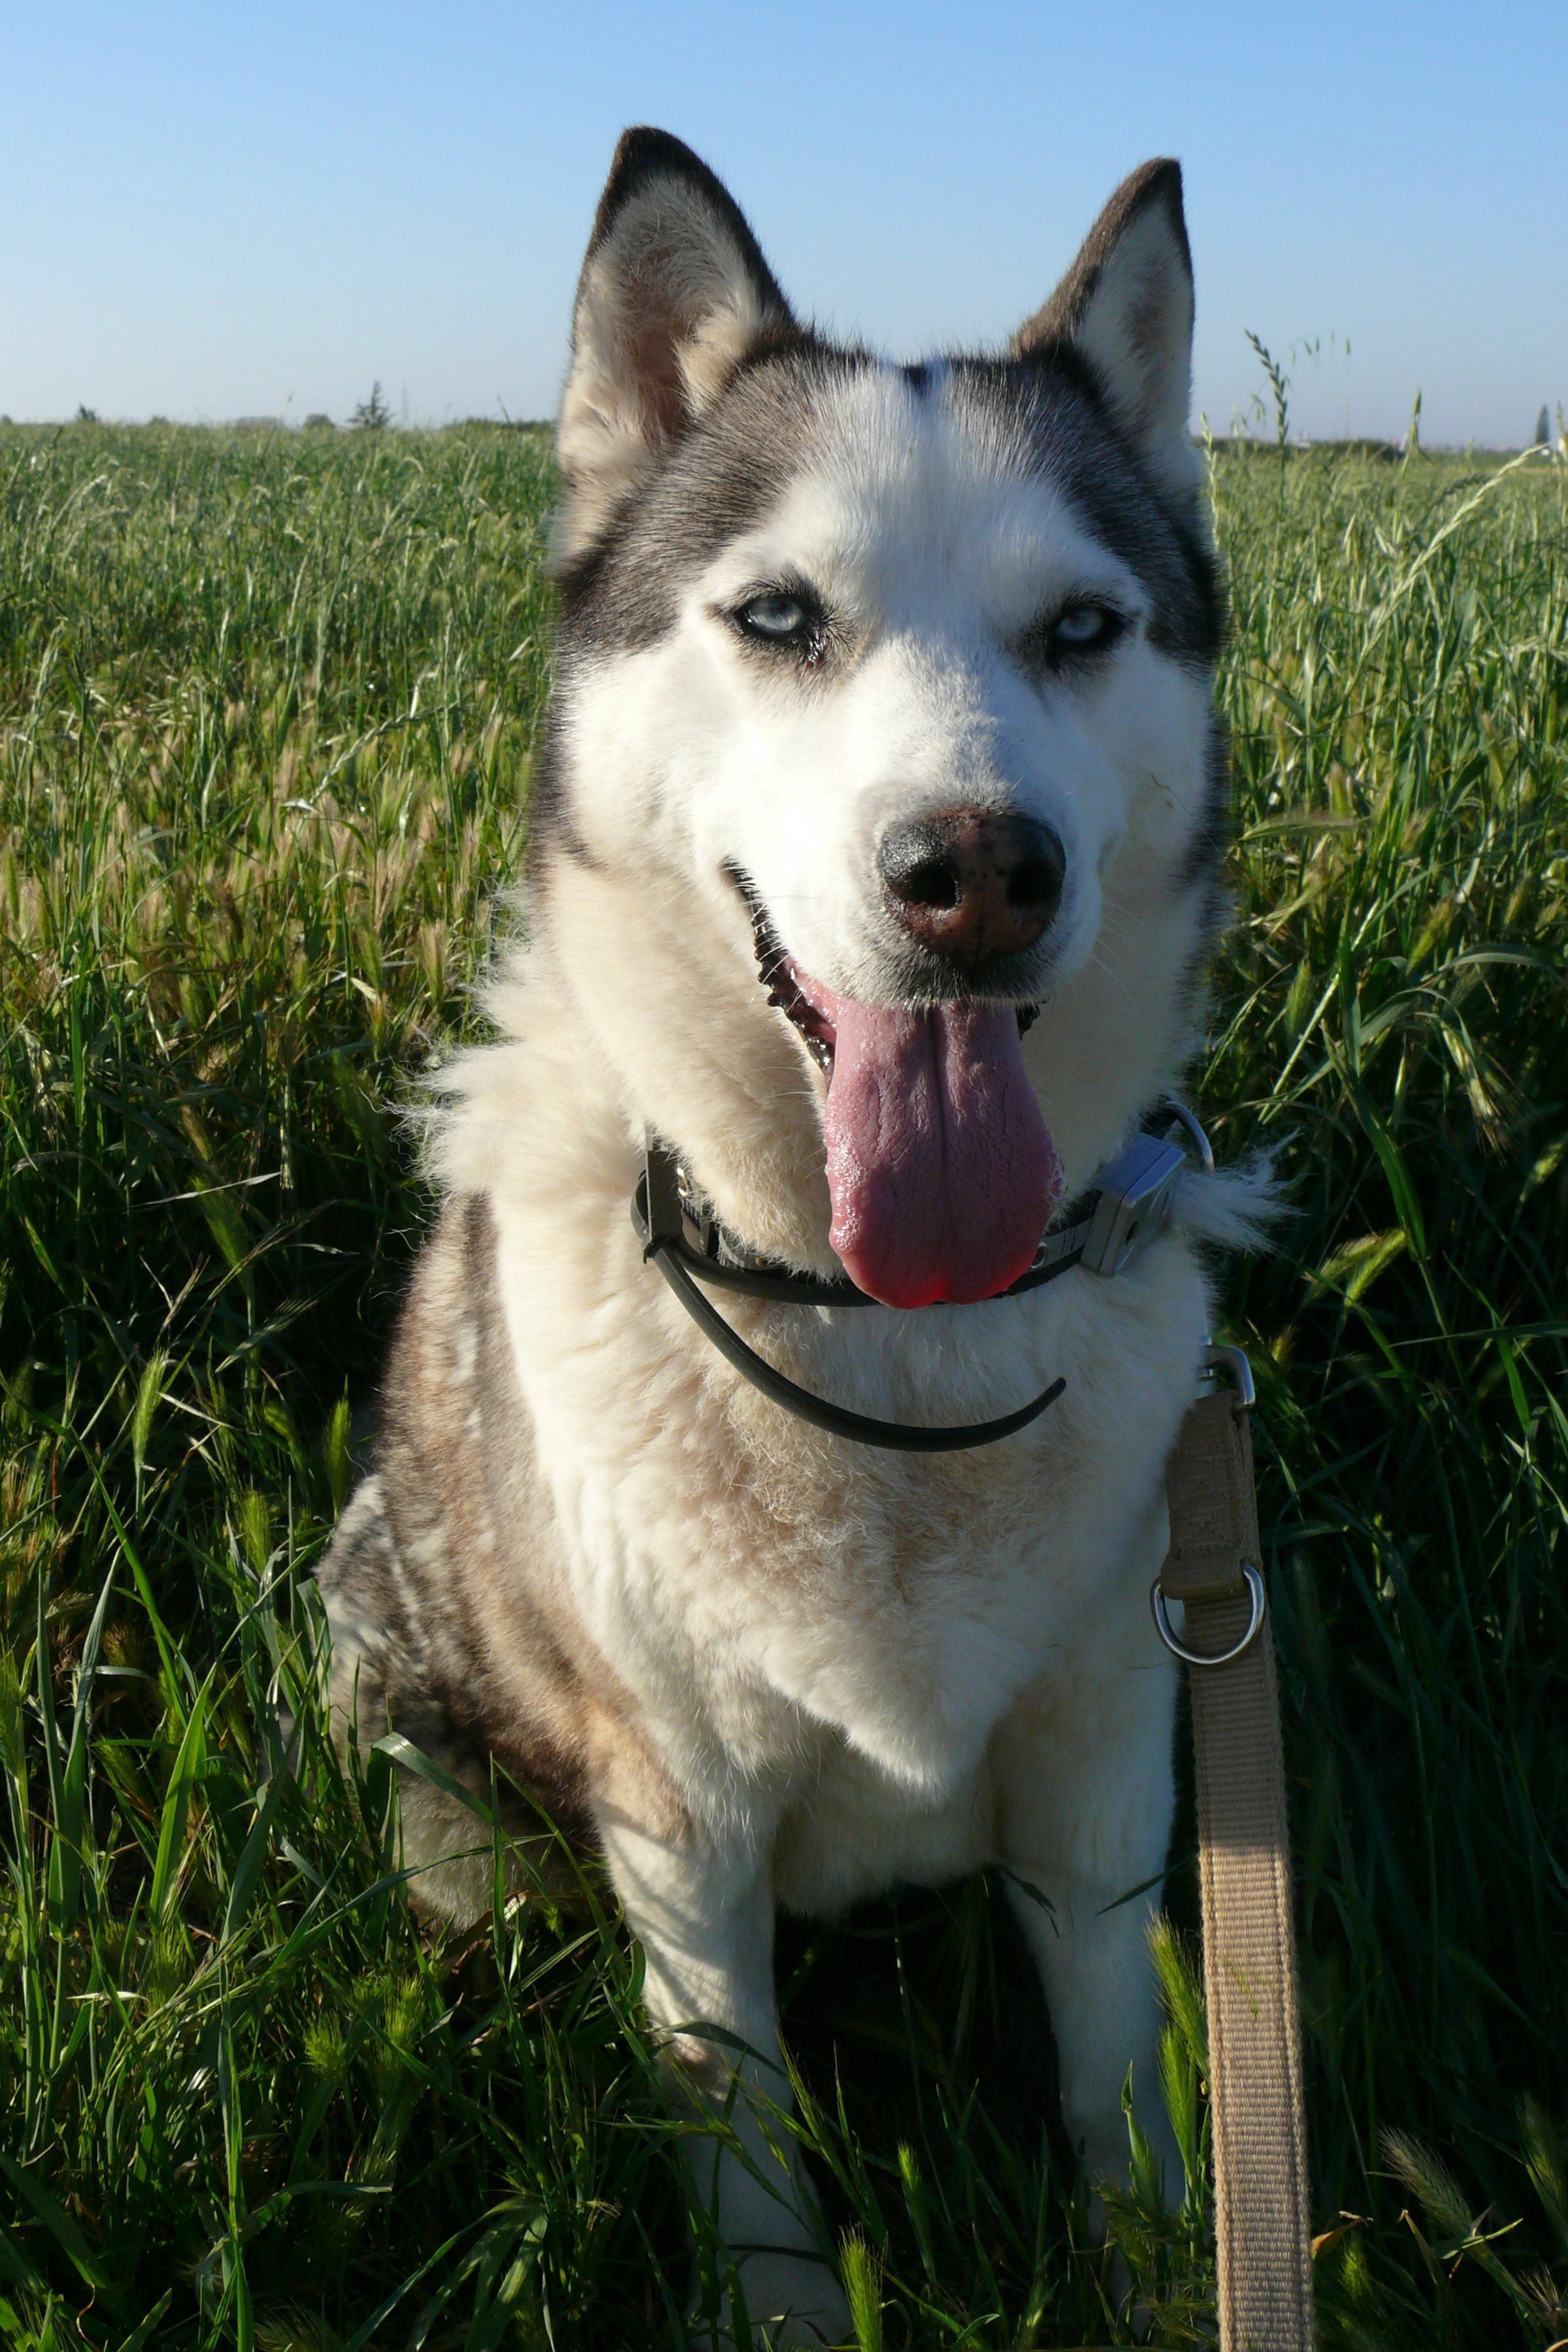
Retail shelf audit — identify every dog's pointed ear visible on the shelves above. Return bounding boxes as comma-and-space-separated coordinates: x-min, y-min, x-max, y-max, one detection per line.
1013, 160, 1198, 501
557, 128, 795, 557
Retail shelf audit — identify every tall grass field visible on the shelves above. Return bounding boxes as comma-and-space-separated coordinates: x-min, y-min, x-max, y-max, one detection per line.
1, 418, 1565, 2349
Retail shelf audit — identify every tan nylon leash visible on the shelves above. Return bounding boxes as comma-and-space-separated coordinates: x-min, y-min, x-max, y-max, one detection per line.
1155, 1354, 1316, 2351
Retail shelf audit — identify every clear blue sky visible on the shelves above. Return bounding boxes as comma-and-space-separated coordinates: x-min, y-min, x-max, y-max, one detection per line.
7, 1, 1563, 446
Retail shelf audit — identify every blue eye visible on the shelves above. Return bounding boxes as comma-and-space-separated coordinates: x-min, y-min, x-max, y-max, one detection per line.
1052, 603, 1122, 649
1017, 600, 1129, 678
736, 593, 812, 644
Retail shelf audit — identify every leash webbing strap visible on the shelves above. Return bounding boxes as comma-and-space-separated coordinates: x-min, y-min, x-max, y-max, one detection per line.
1162, 1388, 1315, 2352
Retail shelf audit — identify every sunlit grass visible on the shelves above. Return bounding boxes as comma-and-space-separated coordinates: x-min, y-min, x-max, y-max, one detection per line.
1, 421, 1565, 2347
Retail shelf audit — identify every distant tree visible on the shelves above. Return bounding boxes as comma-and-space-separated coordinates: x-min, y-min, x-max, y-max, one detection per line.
303, 412, 336, 431
350, 383, 391, 432
75, 404, 99, 424
1536, 405, 1552, 446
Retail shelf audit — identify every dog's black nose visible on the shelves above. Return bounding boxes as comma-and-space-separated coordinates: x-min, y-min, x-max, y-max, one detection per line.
878, 808, 1065, 968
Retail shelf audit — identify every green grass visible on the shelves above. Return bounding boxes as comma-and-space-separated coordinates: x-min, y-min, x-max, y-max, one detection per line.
1, 418, 1565, 2349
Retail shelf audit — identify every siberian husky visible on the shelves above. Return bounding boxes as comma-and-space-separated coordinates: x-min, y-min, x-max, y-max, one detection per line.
319, 127, 1258, 2344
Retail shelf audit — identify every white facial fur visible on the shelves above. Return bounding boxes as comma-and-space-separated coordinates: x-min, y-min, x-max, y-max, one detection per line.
568, 365, 1165, 994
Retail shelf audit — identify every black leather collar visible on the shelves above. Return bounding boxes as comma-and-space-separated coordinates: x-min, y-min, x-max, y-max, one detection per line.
630, 1105, 1205, 1453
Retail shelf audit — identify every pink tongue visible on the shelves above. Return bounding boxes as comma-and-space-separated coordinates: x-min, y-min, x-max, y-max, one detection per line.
817, 994, 1063, 1308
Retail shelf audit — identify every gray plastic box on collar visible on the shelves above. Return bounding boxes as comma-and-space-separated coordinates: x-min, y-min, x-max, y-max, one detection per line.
1079, 1132, 1187, 1275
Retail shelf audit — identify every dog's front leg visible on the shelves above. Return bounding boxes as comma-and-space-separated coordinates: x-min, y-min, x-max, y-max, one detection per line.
596, 1808, 851, 2349
991, 1516, 1184, 2221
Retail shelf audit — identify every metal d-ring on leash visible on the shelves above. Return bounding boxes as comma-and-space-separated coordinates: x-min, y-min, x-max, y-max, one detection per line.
1151, 1561, 1266, 1667
1151, 1341, 1268, 1669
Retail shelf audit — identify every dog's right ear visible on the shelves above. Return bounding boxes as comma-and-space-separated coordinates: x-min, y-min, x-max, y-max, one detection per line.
557, 128, 795, 559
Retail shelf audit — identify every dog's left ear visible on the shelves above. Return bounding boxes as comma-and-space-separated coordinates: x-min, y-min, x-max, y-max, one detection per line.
1013, 160, 1199, 502
557, 127, 796, 559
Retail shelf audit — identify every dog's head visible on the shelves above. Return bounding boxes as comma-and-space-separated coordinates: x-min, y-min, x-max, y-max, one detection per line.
534, 129, 1225, 1306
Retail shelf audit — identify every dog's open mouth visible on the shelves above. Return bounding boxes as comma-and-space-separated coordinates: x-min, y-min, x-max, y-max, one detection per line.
732, 871, 1064, 1309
